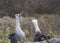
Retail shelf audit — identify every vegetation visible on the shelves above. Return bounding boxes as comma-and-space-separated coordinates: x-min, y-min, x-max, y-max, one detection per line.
0, 0, 60, 17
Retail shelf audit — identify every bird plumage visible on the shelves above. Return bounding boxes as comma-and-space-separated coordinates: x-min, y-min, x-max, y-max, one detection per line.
9, 33, 18, 43
15, 14, 25, 41
9, 13, 25, 43
32, 19, 44, 42
44, 36, 60, 43
32, 19, 60, 43
47, 38, 60, 43
32, 19, 41, 33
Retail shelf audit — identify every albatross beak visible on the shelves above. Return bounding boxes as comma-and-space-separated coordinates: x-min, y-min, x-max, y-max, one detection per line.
19, 11, 24, 18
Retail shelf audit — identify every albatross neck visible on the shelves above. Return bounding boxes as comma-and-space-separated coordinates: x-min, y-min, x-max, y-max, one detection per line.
33, 21, 41, 33
15, 16, 21, 30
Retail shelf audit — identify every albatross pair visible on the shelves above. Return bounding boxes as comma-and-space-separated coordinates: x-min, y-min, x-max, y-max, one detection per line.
9, 13, 60, 43
9, 13, 44, 43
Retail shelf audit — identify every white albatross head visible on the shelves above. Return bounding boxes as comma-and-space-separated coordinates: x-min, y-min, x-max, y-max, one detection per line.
32, 19, 41, 33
